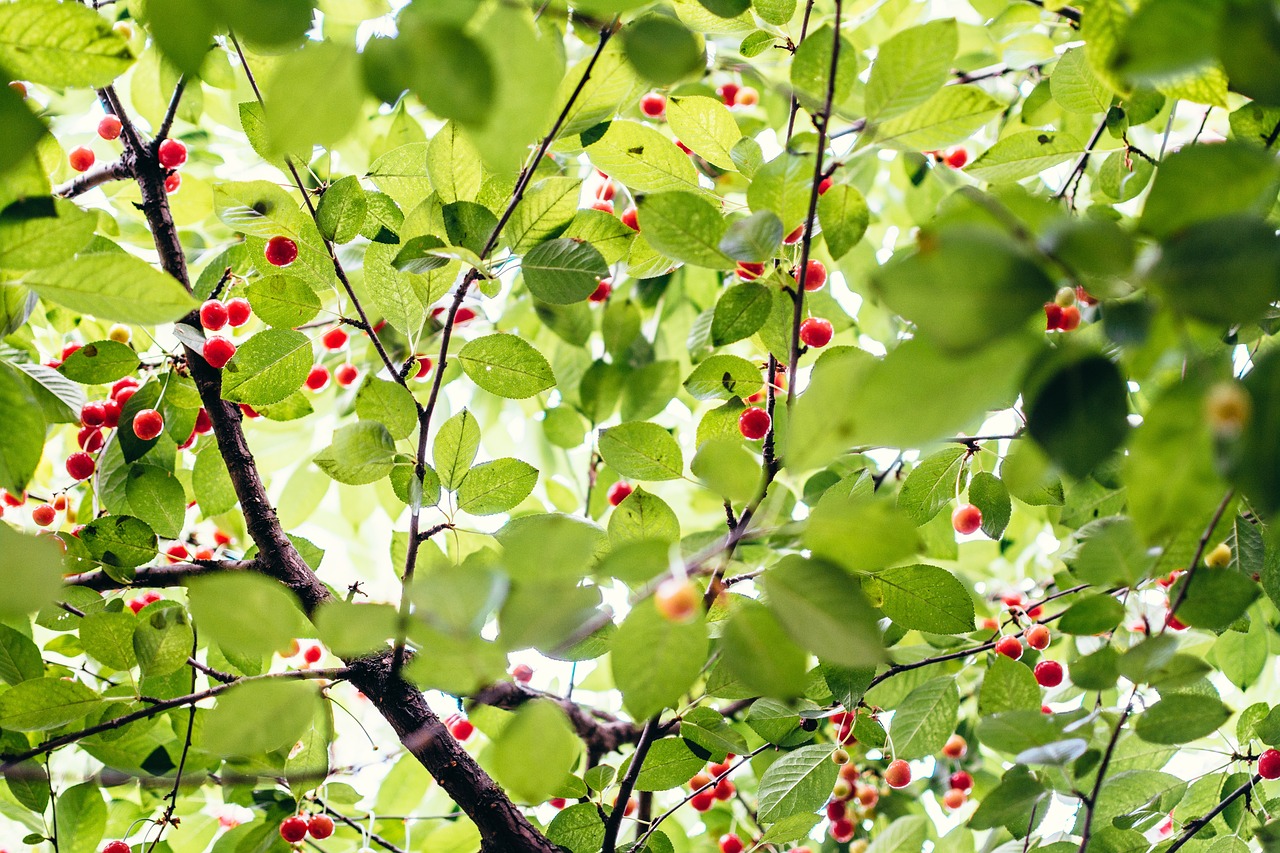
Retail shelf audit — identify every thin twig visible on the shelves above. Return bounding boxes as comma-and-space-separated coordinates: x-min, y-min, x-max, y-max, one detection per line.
1076, 688, 1138, 853
1166, 775, 1260, 853
155, 76, 186, 144
1165, 489, 1235, 626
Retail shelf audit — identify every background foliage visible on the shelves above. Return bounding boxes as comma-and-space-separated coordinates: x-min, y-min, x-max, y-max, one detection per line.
1, 0, 1280, 851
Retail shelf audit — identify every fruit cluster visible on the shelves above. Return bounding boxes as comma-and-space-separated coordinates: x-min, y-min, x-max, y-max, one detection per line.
278, 813, 334, 843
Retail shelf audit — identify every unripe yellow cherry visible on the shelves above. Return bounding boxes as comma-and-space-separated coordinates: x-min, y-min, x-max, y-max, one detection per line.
1205, 542, 1232, 569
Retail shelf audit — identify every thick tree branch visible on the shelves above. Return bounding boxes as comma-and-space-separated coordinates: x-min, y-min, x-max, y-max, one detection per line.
472, 682, 641, 755
53, 157, 132, 198
601, 716, 659, 853
63, 559, 255, 590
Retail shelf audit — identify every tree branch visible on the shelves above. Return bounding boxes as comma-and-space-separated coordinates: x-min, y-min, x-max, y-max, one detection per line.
63, 559, 255, 590
1076, 688, 1137, 853
1165, 489, 1235, 625
155, 76, 186, 144
1022, 0, 1082, 23
1166, 775, 1259, 853
53, 157, 133, 198
601, 716, 660, 853
471, 682, 641, 755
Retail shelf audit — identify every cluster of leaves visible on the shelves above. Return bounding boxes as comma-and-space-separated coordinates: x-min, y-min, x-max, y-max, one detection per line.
1, 0, 1280, 852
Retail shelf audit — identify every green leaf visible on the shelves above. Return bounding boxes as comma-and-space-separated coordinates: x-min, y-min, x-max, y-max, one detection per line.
506, 178, 581, 253
968, 765, 1044, 830
188, 572, 305, 658
1230, 350, 1280, 514
598, 422, 684, 481
58, 341, 142, 385
1149, 216, 1280, 325
711, 282, 773, 345
1058, 593, 1125, 635
1135, 694, 1231, 744
81, 515, 156, 571
220, 329, 312, 406
1049, 47, 1113, 114
761, 556, 884, 667
202, 678, 319, 757
0, 364, 44, 494
434, 409, 481, 492
0, 677, 101, 731
722, 600, 809, 699
499, 513, 606, 583
871, 226, 1055, 353
400, 20, 493, 126
0, 622, 41, 685
870, 85, 1004, 150
747, 153, 813, 231
523, 238, 610, 304
865, 19, 957, 121
1026, 354, 1129, 479
314, 174, 366, 242
979, 654, 1041, 715
719, 211, 783, 263
458, 334, 556, 399
53, 782, 106, 853
443, 201, 499, 256
193, 444, 237, 515
355, 378, 417, 442
124, 464, 186, 539
622, 16, 705, 85
264, 41, 364, 155
132, 602, 194, 677
1070, 517, 1152, 587
968, 472, 1012, 539
547, 804, 605, 853
1170, 569, 1260, 630
612, 602, 707, 720
890, 677, 960, 760
897, 446, 968, 525
680, 706, 748, 761
246, 275, 322, 329
666, 95, 742, 170
966, 131, 1086, 183
1139, 141, 1280, 238
690, 438, 760, 503
79, 611, 137, 672
0, 198, 95, 270
818, 185, 869, 260
628, 737, 705, 791
756, 744, 840, 823
0, 85, 46, 175
754, 0, 795, 25
25, 253, 197, 324
456, 458, 538, 515
874, 564, 975, 634
490, 700, 581, 803
314, 422, 397, 485
426, 122, 482, 204
607, 487, 680, 545
683, 354, 764, 401
314, 601, 399, 657
805, 495, 922, 573
0, 0, 133, 87
637, 192, 734, 269
790, 24, 858, 113
586, 120, 701, 194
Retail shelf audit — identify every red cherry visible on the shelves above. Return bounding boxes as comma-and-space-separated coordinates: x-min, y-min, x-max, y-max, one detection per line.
655, 578, 699, 622
304, 364, 330, 391
618, 207, 639, 232
305, 814, 334, 840
226, 297, 252, 327
1044, 302, 1064, 331
164, 173, 181, 194
607, 482, 633, 506
640, 92, 666, 118
414, 355, 433, 380
588, 280, 612, 303
884, 758, 912, 788
321, 327, 349, 350
133, 408, 165, 441
591, 199, 615, 214
213, 529, 232, 546
617, 797, 637, 817
831, 818, 856, 843
1075, 286, 1098, 306
194, 408, 213, 434
796, 259, 827, 291
718, 834, 744, 853
739, 406, 771, 440
449, 717, 475, 741
1059, 304, 1081, 331
784, 224, 804, 245
165, 543, 189, 564
1259, 749, 1280, 779
335, 364, 359, 387
200, 300, 228, 331
950, 770, 974, 791
279, 816, 308, 844
736, 261, 765, 281
102, 842, 131, 853
799, 317, 833, 348
1034, 660, 1064, 688
943, 787, 967, 809
97, 115, 122, 141
157, 138, 187, 169
952, 503, 982, 535
511, 663, 534, 683
735, 86, 758, 106
944, 148, 968, 168
676, 140, 692, 154
455, 307, 477, 324
52, 494, 68, 511
69, 146, 95, 172
709, 759, 733, 777
78, 426, 104, 453
941, 734, 967, 759
2, 491, 23, 507
303, 644, 323, 664
826, 800, 846, 821
81, 401, 106, 427
66, 452, 95, 481
691, 791, 716, 811
202, 336, 236, 369
1025, 624, 1051, 650
717, 82, 740, 105
1165, 612, 1187, 631
596, 179, 616, 201
713, 778, 735, 800
110, 377, 139, 400
102, 399, 121, 428
9, 81, 27, 99
265, 236, 298, 268
194, 548, 214, 560
995, 636, 1024, 660
32, 504, 56, 526
115, 387, 136, 406
549, 798, 567, 809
